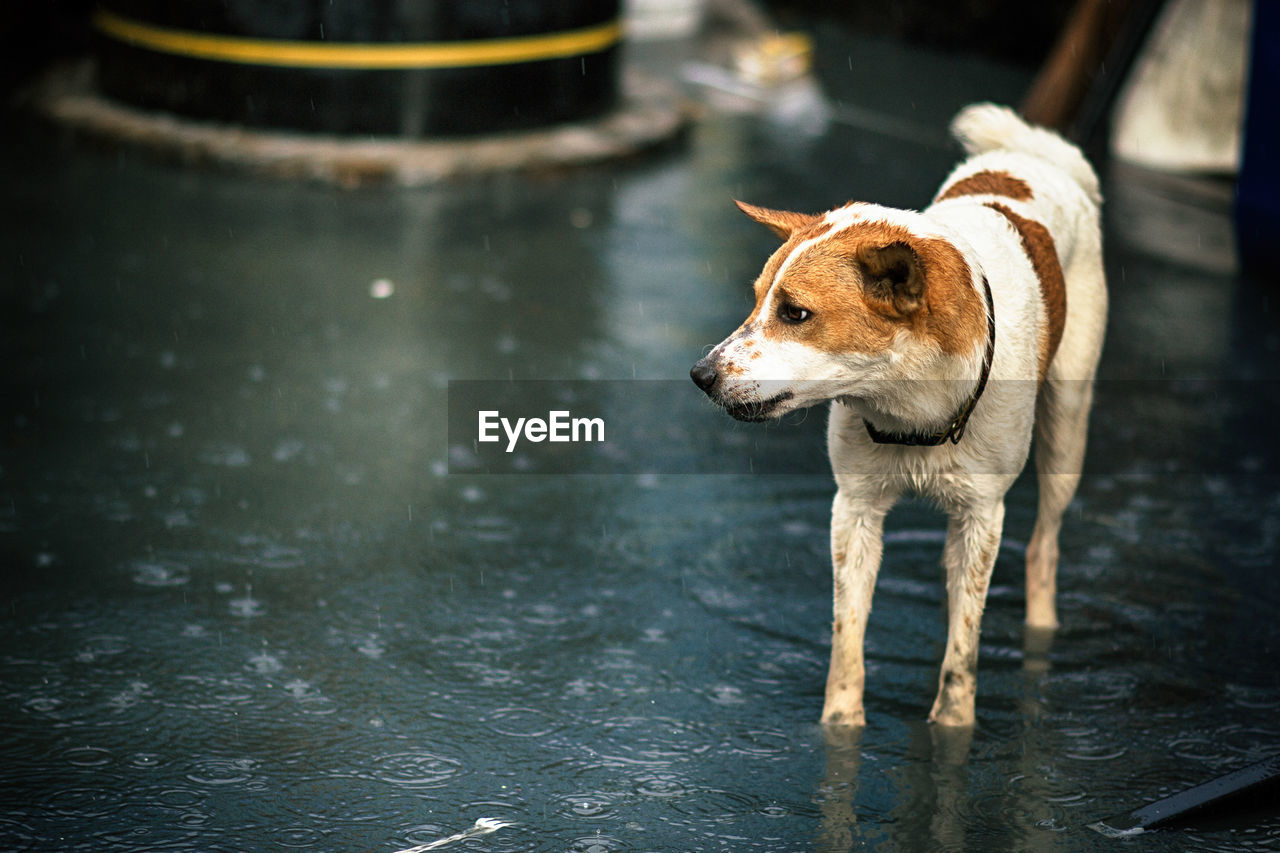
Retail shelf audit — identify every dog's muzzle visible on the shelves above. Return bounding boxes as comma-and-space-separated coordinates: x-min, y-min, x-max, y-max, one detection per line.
690, 357, 793, 421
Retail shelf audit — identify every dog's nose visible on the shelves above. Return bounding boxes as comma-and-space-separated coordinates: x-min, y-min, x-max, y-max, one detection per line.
690, 359, 718, 392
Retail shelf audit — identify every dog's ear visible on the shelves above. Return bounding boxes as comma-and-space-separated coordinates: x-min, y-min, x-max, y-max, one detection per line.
856, 242, 925, 316
734, 200, 821, 240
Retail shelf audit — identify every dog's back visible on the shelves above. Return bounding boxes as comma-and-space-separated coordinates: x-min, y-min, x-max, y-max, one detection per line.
929, 104, 1106, 388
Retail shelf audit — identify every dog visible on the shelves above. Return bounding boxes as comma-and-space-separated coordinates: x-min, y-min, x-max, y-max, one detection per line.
690, 104, 1106, 726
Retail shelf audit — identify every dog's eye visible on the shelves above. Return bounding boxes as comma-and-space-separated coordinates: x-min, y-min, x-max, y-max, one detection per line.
780, 303, 811, 323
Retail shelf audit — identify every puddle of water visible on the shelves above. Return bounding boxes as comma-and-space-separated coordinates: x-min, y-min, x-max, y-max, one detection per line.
10, 469, 1276, 851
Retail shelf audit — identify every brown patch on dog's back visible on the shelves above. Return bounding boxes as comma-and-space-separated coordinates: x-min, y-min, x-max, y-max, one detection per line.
936, 170, 1034, 203
985, 202, 1066, 380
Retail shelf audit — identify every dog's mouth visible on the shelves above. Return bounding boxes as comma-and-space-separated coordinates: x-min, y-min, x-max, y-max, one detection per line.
722, 391, 794, 422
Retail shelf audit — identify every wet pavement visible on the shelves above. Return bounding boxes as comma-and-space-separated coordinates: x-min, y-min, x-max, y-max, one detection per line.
3, 19, 1280, 853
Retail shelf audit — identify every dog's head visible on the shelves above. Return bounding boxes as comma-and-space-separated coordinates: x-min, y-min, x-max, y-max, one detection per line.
691, 200, 984, 421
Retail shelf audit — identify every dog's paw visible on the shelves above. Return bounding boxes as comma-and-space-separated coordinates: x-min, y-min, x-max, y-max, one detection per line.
926, 700, 976, 728
820, 705, 866, 728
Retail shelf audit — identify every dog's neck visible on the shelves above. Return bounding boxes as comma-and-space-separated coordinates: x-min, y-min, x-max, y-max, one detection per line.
855, 275, 996, 447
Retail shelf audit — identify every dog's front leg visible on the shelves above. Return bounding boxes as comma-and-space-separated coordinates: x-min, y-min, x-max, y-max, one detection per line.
929, 500, 1005, 727
822, 491, 891, 727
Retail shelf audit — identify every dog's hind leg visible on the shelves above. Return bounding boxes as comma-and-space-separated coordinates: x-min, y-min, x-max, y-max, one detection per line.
929, 499, 1005, 727
822, 490, 894, 727
1025, 377, 1095, 628
1026, 206, 1106, 629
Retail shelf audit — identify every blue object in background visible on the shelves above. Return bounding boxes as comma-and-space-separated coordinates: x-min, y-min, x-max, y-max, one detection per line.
1236, 0, 1279, 276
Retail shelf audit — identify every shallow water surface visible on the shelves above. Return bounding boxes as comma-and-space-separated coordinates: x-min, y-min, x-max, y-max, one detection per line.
4, 31, 1280, 852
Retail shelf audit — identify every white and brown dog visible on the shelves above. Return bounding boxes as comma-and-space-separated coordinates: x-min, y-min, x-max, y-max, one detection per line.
691, 104, 1106, 726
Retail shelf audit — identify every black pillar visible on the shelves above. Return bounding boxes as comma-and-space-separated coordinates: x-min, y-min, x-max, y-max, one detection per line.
93, 0, 622, 136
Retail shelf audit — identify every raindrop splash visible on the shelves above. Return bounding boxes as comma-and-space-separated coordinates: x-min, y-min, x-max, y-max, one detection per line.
391, 817, 511, 853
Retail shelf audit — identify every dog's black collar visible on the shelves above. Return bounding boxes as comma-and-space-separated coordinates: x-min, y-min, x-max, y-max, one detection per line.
863, 275, 996, 447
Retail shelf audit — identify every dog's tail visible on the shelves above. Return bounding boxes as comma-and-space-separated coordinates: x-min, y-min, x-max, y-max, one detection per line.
950, 103, 1101, 206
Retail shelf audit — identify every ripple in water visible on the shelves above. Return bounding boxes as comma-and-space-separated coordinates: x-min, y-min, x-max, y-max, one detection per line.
1058, 724, 1128, 763
186, 757, 259, 787
1168, 733, 1233, 764
372, 750, 463, 788
247, 651, 283, 675
229, 590, 266, 618
23, 696, 62, 714
347, 627, 383, 656
728, 728, 792, 758
131, 559, 191, 587
42, 786, 125, 819
566, 834, 628, 853
705, 684, 746, 706
75, 635, 130, 663
397, 822, 452, 849
273, 825, 326, 848
280, 679, 338, 715
283, 679, 312, 699
481, 706, 566, 739
665, 787, 760, 823
1226, 683, 1280, 711
64, 746, 113, 767
0, 816, 37, 850
248, 543, 305, 570
107, 680, 151, 711
1042, 670, 1139, 711
633, 774, 687, 798
155, 787, 204, 809
549, 792, 627, 821
585, 715, 720, 768
281, 777, 422, 825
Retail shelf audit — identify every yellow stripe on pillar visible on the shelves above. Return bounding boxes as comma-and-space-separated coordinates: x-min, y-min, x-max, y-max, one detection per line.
93, 9, 623, 70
